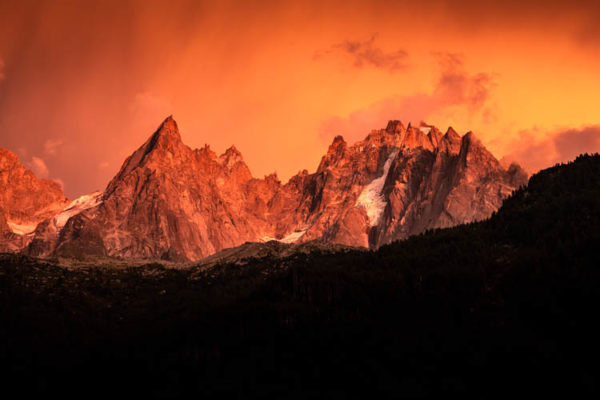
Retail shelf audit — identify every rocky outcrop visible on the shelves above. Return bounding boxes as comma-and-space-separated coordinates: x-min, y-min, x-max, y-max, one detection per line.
0, 148, 69, 250
27, 192, 102, 257
194, 240, 360, 270
0, 207, 20, 252
4, 116, 526, 261
280, 122, 527, 249
40, 117, 280, 260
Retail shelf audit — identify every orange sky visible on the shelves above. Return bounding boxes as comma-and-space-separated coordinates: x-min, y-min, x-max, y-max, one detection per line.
1, 0, 600, 197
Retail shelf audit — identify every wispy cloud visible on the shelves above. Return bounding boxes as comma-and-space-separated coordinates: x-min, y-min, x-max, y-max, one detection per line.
315, 34, 409, 72
433, 53, 494, 110
319, 54, 495, 143
131, 91, 172, 136
43, 138, 64, 156
28, 156, 49, 178
52, 178, 65, 190
502, 125, 600, 173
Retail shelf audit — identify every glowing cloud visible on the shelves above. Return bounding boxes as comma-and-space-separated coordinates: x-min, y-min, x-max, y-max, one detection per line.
433, 53, 495, 111
28, 156, 49, 178
1, 0, 600, 197
319, 55, 495, 144
316, 34, 408, 72
502, 126, 600, 173
43, 138, 63, 156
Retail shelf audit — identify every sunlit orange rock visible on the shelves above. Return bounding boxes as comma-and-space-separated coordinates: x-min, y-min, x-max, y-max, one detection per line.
1, 116, 527, 261
0, 148, 69, 251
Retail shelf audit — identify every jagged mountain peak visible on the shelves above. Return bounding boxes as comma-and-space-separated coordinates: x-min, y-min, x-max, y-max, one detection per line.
461, 131, 499, 155
460, 131, 485, 152
445, 126, 460, 140
107, 116, 189, 187
196, 144, 218, 160
385, 120, 405, 133
0, 147, 69, 251
330, 135, 347, 148
458, 130, 503, 171
402, 123, 433, 150
219, 145, 244, 168
223, 144, 241, 156
462, 130, 476, 141
2, 116, 527, 261
145, 115, 183, 153
160, 114, 176, 127
0, 148, 20, 165
434, 126, 462, 155
427, 125, 444, 146
264, 172, 280, 184
318, 135, 348, 172
0, 147, 68, 212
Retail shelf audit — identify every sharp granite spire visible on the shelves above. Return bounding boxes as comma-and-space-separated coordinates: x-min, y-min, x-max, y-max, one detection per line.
0, 116, 527, 261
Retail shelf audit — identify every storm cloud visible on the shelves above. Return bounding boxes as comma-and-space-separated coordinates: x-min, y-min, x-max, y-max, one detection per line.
319, 34, 409, 72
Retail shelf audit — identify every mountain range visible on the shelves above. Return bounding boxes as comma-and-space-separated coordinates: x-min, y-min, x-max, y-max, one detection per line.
0, 116, 527, 261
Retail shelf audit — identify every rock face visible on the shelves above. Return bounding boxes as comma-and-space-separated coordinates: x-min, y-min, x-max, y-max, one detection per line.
27, 192, 103, 257
0, 149, 69, 251
40, 117, 282, 261
269, 121, 527, 249
2, 116, 527, 260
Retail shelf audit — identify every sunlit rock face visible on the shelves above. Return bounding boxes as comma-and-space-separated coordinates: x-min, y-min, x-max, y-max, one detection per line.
44, 116, 280, 261
283, 121, 527, 249
0, 148, 69, 251
2, 116, 526, 261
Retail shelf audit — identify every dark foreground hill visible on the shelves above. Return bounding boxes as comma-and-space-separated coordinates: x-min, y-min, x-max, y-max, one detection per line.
1, 154, 600, 398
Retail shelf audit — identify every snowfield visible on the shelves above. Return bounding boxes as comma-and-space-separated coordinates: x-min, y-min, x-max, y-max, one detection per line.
53, 191, 103, 228
261, 228, 308, 244
419, 126, 431, 134
356, 150, 398, 227
7, 222, 37, 235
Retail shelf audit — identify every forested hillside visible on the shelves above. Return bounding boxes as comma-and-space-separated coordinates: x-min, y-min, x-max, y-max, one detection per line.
1, 155, 599, 398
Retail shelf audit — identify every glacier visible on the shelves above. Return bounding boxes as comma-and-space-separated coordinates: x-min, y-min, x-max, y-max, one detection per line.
356, 150, 398, 227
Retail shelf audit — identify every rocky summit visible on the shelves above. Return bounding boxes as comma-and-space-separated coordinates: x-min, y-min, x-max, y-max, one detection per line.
1, 116, 527, 261
0, 148, 69, 252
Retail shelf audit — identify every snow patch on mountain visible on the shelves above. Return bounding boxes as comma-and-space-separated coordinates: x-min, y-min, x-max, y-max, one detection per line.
261, 229, 307, 244
356, 150, 398, 227
54, 191, 103, 228
7, 222, 37, 235
280, 229, 308, 243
